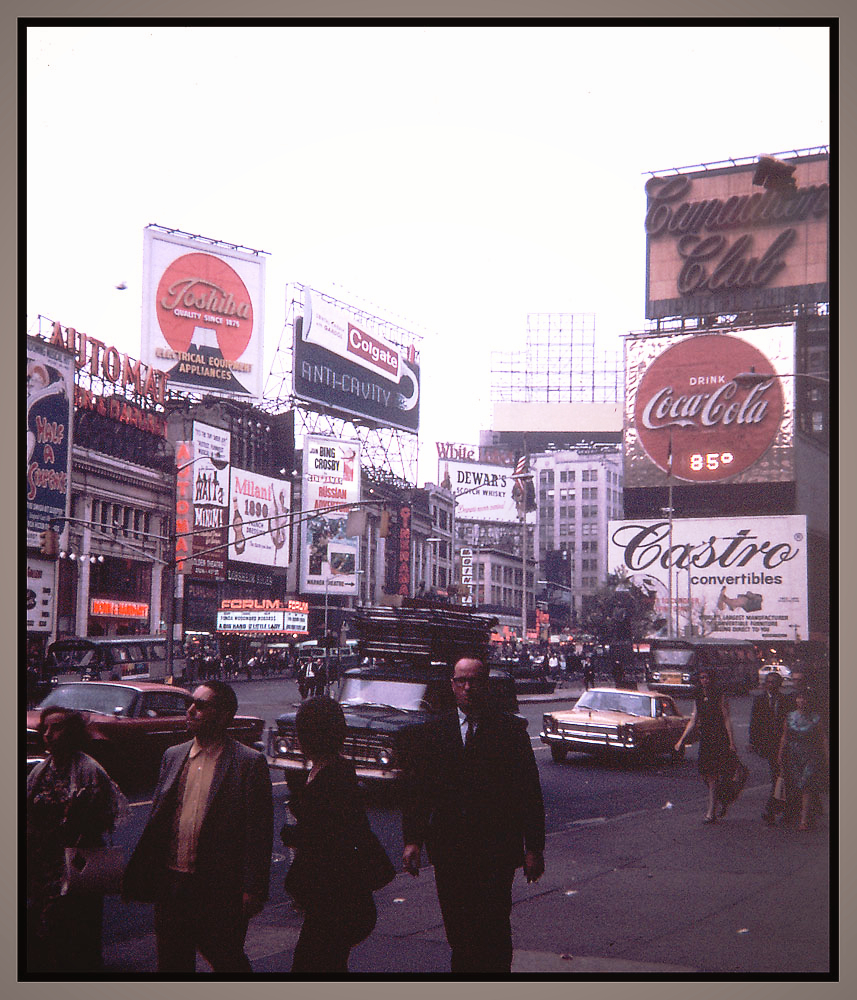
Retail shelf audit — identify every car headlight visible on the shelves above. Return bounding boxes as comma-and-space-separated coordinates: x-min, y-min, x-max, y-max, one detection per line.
543, 714, 556, 733
619, 724, 635, 745
651, 672, 661, 681
375, 748, 394, 767
275, 735, 297, 755
682, 673, 691, 682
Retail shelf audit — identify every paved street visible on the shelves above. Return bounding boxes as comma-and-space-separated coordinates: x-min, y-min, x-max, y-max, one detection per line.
99, 677, 831, 976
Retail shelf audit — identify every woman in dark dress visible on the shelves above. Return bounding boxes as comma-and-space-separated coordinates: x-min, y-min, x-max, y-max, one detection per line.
778, 689, 829, 830
26, 708, 128, 973
281, 697, 384, 974
675, 668, 737, 823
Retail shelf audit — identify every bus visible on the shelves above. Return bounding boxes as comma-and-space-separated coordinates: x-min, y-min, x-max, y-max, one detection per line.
45, 635, 186, 683
645, 637, 760, 697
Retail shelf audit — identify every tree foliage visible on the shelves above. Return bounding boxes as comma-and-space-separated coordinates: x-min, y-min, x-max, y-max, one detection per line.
581, 570, 665, 645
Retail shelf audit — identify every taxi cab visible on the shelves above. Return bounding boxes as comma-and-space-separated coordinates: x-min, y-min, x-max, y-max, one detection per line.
540, 687, 689, 763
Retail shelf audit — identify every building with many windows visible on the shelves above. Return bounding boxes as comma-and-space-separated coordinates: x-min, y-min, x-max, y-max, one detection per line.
530, 446, 624, 626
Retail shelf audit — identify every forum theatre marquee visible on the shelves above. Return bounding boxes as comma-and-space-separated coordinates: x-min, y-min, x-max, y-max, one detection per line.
216, 598, 309, 635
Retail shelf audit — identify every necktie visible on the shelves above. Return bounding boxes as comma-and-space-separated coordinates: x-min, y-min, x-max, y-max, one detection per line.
464, 716, 476, 747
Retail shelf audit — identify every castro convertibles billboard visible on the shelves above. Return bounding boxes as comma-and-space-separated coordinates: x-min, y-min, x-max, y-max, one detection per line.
624, 326, 795, 488
142, 228, 266, 398
439, 459, 518, 523
608, 515, 809, 642
228, 468, 291, 568
645, 151, 828, 320
293, 287, 420, 433
300, 435, 361, 596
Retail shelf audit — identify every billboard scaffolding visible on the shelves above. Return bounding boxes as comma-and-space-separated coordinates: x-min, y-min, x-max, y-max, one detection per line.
266, 285, 421, 485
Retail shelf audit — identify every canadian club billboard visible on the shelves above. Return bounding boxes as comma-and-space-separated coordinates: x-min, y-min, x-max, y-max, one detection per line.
624, 326, 795, 488
141, 228, 266, 399
608, 515, 809, 642
645, 151, 828, 320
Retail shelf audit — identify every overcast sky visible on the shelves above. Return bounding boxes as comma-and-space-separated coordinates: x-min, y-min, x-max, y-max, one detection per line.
26, 24, 830, 484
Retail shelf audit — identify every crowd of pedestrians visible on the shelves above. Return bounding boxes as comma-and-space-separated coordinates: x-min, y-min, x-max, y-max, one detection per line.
25, 657, 546, 977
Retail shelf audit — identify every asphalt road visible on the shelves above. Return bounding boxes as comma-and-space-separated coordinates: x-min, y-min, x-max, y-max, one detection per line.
103, 678, 765, 957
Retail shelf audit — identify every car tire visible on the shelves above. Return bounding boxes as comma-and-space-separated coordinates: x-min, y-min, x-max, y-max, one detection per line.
550, 745, 568, 763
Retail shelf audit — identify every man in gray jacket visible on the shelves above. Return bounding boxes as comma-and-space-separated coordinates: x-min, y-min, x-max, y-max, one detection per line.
123, 680, 273, 973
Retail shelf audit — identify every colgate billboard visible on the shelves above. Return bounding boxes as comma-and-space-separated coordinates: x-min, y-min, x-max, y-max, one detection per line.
625, 326, 795, 487
141, 228, 266, 399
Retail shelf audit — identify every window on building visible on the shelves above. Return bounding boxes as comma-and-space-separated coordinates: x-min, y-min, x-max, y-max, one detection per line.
559, 470, 567, 483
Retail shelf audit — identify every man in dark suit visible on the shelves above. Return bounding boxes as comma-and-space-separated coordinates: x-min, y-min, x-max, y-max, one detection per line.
122, 680, 273, 973
401, 656, 545, 975
749, 671, 790, 825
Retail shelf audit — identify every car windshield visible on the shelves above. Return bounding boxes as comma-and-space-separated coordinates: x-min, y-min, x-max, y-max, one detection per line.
653, 648, 694, 667
37, 684, 138, 717
46, 646, 96, 669
576, 691, 652, 717
340, 678, 432, 712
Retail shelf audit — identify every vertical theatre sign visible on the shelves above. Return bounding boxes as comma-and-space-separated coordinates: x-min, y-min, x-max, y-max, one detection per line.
27, 336, 74, 548
188, 422, 231, 581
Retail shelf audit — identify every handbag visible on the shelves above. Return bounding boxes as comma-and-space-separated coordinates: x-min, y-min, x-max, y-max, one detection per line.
716, 751, 750, 807
356, 826, 397, 892
62, 845, 125, 896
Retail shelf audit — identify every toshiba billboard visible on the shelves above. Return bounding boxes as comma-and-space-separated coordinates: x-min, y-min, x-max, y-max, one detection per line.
141, 228, 266, 398
624, 326, 795, 488
293, 287, 420, 433
645, 151, 829, 320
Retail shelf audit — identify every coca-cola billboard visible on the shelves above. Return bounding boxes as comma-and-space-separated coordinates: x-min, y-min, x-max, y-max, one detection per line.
608, 515, 809, 641
624, 326, 795, 488
141, 228, 266, 399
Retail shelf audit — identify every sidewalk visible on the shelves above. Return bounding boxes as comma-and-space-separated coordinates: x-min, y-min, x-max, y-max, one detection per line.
103, 777, 830, 976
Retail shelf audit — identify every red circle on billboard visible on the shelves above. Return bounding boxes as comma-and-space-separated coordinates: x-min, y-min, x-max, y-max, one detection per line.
156, 252, 254, 359
634, 334, 785, 482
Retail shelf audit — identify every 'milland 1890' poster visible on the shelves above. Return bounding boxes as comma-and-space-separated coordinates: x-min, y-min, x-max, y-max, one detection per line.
608, 514, 808, 641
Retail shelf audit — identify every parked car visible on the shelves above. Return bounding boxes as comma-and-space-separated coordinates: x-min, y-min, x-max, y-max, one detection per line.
540, 687, 690, 763
27, 681, 265, 789
268, 663, 521, 785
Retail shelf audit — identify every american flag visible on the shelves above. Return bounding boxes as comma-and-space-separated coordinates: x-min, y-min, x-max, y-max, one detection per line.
511, 454, 537, 514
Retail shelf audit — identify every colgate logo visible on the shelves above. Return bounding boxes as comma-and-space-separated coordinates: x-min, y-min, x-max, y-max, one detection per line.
634, 334, 784, 483
347, 324, 398, 377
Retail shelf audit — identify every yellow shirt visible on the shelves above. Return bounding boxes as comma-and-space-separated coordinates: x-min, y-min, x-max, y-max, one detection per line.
170, 739, 225, 873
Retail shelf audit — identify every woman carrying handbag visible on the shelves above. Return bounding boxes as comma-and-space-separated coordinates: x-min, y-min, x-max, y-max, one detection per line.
26, 708, 128, 974
281, 697, 395, 975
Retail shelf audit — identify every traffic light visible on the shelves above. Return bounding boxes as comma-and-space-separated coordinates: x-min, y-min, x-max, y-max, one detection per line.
39, 528, 59, 557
